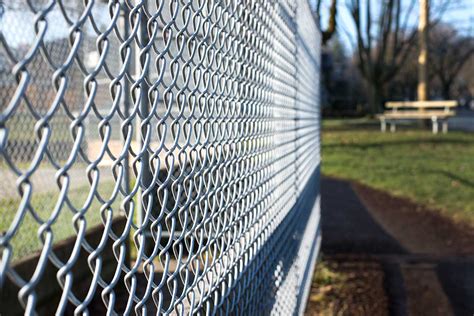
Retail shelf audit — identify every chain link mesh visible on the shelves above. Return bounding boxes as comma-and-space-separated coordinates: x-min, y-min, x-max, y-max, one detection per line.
0, 0, 321, 314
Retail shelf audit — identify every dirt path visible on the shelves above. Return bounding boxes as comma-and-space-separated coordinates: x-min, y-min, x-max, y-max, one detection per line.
353, 181, 474, 255
316, 176, 474, 316
305, 258, 389, 316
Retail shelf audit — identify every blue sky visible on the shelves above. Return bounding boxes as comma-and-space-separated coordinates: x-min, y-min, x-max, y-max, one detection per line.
0, 2, 110, 49
313, 0, 474, 52
1, 1, 472, 51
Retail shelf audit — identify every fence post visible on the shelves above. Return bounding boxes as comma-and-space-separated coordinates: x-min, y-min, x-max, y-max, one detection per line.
135, 2, 154, 254
121, 1, 131, 202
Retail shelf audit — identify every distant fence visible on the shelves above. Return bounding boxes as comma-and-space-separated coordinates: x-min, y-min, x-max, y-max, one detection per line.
0, 0, 321, 314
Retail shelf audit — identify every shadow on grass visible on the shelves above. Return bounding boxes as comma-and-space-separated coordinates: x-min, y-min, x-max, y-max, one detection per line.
323, 138, 474, 150
323, 121, 380, 132
424, 169, 474, 189
323, 119, 441, 132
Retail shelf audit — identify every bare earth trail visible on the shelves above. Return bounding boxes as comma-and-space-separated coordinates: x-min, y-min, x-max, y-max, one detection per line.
320, 176, 474, 316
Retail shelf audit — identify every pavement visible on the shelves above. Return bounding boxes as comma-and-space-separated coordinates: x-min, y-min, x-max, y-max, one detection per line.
320, 176, 474, 316
449, 109, 474, 132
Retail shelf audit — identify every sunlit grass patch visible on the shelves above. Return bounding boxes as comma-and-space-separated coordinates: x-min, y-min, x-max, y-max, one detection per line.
322, 118, 474, 224
0, 181, 122, 261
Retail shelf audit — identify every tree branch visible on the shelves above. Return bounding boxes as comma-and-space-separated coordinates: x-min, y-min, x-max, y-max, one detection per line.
322, 0, 338, 44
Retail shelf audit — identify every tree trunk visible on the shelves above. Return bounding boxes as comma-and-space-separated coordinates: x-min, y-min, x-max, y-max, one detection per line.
442, 82, 451, 100
367, 82, 383, 116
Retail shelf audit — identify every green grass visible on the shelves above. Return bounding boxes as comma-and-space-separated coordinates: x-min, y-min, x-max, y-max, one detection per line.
322, 118, 474, 224
1, 181, 123, 262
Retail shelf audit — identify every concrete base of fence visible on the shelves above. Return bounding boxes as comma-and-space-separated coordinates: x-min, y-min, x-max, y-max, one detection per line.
1, 216, 129, 315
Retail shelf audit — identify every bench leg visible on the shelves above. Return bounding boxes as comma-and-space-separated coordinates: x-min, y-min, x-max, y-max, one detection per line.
431, 117, 438, 134
390, 122, 396, 133
442, 120, 448, 134
381, 119, 386, 132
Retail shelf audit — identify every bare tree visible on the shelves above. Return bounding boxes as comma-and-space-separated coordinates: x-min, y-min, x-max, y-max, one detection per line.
348, 0, 419, 114
316, 0, 338, 45
429, 23, 474, 99
346, 0, 457, 114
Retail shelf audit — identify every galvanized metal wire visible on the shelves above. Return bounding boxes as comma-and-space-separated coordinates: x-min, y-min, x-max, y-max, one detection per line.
0, 0, 321, 314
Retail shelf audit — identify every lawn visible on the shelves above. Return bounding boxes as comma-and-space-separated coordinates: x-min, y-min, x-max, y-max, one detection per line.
0, 181, 122, 262
322, 119, 474, 224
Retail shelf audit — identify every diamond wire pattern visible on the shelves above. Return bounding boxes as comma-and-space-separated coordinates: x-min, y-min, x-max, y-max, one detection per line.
0, 0, 321, 314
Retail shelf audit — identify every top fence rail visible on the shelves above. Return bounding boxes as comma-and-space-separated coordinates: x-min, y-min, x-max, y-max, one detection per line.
0, 0, 321, 314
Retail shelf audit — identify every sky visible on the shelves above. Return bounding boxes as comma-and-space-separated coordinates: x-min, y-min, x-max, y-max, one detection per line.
0, 2, 110, 49
313, 0, 474, 53
1, 1, 473, 51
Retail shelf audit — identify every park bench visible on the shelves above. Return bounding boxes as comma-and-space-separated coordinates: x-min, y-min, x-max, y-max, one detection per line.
377, 100, 458, 134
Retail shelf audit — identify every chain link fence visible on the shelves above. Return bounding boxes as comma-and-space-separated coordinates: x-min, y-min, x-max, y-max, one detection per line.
0, 0, 321, 314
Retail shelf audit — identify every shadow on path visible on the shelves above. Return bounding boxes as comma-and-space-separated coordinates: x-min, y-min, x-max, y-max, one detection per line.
321, 177, 474, 316
437, 262, 474, 316
321, 177, 408, 316
321, 178, 406, 255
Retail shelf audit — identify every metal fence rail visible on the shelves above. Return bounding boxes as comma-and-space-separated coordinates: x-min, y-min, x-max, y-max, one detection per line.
0, 0, 321, 314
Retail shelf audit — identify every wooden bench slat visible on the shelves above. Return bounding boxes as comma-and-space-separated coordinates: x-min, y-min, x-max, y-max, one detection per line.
385, 100, 457, 108
378, 111, 455, 119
